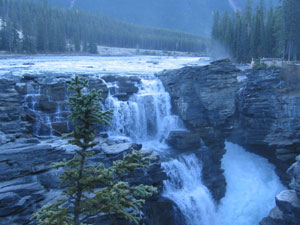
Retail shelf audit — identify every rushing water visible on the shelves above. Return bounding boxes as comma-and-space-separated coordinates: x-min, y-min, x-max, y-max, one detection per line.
11, 56, 285, 224
217, 142, 285, 225
105, 71, 285, 225
106, 78, 185, 144
163, 154, 217, 225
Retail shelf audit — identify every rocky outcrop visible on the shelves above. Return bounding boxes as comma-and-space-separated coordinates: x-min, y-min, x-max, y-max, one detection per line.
260, 190, 300, 225
0, 138, 167, 225
157, 59, 240, 201
166, 130, 201, 150
0, 73, 142, 138
288, 155, 300, 197
232, 68, 300, 185
102, 75, 141, 101
158, 60, 300, 224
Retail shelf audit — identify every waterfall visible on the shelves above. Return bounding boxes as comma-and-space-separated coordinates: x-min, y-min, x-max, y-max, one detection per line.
106, 77, 185, 144
163, 154, 217, 225
19, 56, 285, 225
105, 74, 285, 225
216, 142, 285, 225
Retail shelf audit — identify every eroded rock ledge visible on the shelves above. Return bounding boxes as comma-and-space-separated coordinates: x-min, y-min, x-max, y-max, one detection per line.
157, 59, 240, 201
0, 137, 167, 225
157, 59, 300, 224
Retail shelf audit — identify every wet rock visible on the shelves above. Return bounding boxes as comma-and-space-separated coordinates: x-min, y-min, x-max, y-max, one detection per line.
144, 197, 186, 225
102, 75, 140, 101
101, 142, 133, 155
157, 60, 239, 201
37, 101, 57, 113
288, 155, 300, 197
260, 190, 300, 225
166, 130, 201, 150
232, 68, 300, 185
52, 122, 69, 134
0, 138, 167, 225
0, 131, 8, 145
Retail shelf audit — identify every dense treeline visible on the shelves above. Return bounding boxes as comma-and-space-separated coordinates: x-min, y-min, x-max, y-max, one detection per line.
212, 0, 300, 62
0, 0, 206, 54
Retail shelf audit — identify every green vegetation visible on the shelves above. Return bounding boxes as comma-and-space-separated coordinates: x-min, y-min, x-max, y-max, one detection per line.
212, 0, 300, 62
33, 76, 157, 225
0, 0, 206, 54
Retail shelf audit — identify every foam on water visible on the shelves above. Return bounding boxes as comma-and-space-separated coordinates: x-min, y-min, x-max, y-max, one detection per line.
163, 154, 218, 225
217, 142, 286, 225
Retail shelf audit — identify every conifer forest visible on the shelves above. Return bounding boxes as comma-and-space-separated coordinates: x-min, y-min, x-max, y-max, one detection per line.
212, 0, 300, 62
0, 0, 206, 54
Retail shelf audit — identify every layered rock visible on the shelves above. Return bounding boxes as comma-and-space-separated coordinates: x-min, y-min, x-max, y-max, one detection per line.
232, 68, 300, 185
157, 59, 240, 201
288, 155, 300, 197
0, 73, 143, 138
260, 190, 300, 225
0, 138, 167, 225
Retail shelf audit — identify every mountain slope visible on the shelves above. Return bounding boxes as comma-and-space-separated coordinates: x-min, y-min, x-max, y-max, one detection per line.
44, 0, 277, 36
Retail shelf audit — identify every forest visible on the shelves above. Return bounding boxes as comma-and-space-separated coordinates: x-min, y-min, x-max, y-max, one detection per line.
0, 0, 206, 54
212, 0, 300, 62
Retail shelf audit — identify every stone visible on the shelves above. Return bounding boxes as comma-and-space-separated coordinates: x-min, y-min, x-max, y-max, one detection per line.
157, 60, 239, 201
37, 101, 58, 113
52, 122, 69, 134
276, 190, 300, 215
101, 142, 133, 155
166, 130, 201, 150
288, 155, 300, 197
0, 131, 8, 145
144, 197, 186, 225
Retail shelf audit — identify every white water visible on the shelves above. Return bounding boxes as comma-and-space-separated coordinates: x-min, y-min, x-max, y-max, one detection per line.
106, 77, 185, 149
98, 57, 285, 225
163, 155, 217, 225
5, 55, 285, 224
162, 142, 285, 225
217, 142, 285, 225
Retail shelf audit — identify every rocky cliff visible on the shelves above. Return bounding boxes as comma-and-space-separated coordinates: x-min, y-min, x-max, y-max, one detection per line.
0, 73, 171, 225
157, 59, 240, 201
157, 59, 300, 224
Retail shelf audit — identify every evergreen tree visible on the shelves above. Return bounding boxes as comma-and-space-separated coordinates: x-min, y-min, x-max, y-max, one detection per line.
33, 76, 157, 225
283, 0, 300, 60
212, 0, 300, 62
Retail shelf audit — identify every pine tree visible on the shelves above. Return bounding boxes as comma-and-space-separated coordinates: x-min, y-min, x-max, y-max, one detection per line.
32, 76, 157, 225
283, 0, 300, 60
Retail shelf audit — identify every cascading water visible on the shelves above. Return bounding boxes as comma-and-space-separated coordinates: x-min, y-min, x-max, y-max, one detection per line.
163, 154, 217, 225
217, 142, 285, 225
18, 56, 285, 225
106, 77, 185, 145
105, 74, 285, 225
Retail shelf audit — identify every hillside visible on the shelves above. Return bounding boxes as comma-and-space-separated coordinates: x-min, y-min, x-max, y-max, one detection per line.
42, 0, 278, 36
0, 0, 206, 54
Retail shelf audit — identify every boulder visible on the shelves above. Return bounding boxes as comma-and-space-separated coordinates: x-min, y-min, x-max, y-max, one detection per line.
102, 75, 140, 101
0, 131, 8, 145
166, 130, 201, 150
260, 190, 300, 225
288, 155, 300, 197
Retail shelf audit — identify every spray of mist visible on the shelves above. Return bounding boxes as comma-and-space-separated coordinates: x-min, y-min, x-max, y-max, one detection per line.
228, 0, 240, 12
70, 0, 76, 9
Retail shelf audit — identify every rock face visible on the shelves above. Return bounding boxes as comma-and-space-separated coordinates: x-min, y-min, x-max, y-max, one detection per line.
166, 130, 201, 150
260, 190, 300, 225
158, 61, 300, 224
0, 138, 167, 225
157, 59, 240, 201
102, 75, 141, 101
231, 68, 300, 185
288, 155, 300, 198
0, 73, 143, 138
